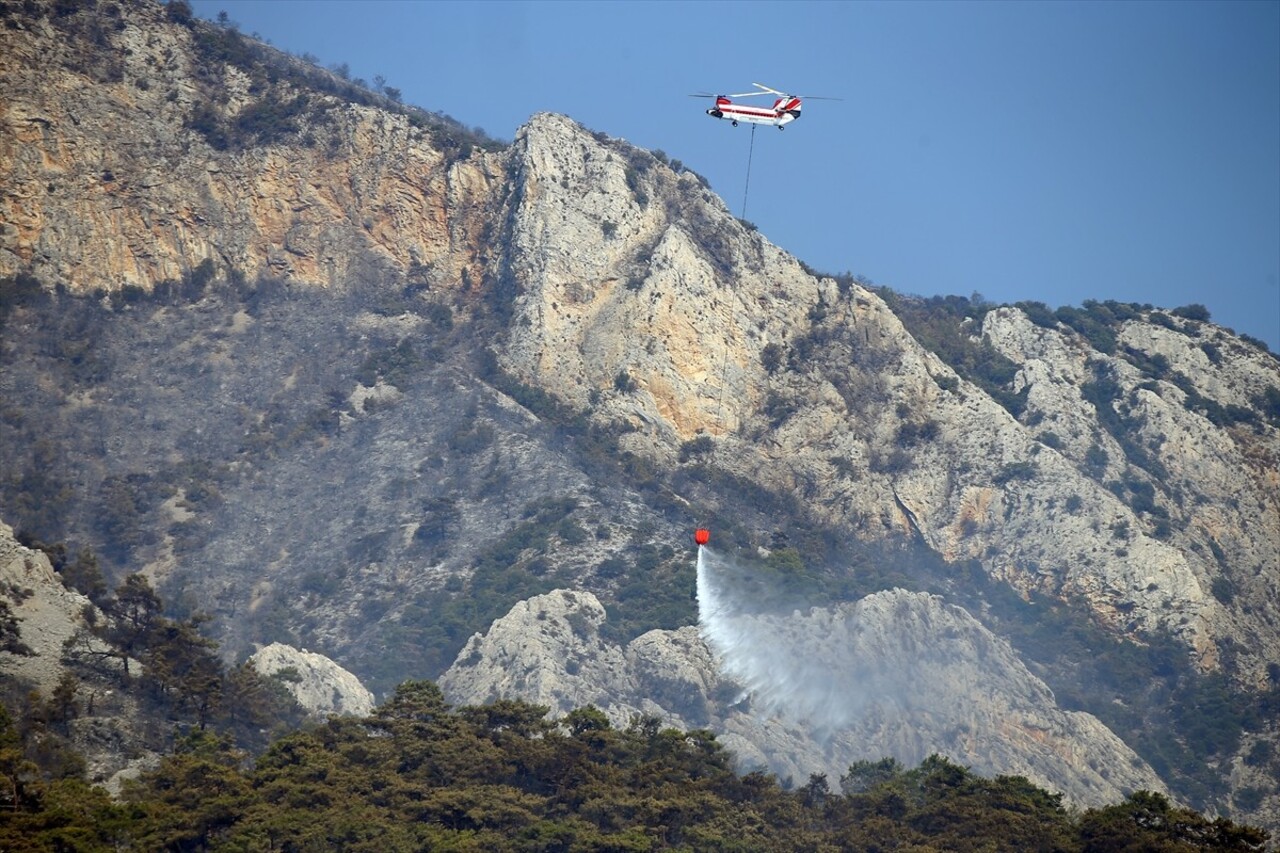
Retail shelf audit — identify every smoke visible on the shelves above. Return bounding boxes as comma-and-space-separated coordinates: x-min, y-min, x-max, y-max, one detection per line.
695, 546, 874, 735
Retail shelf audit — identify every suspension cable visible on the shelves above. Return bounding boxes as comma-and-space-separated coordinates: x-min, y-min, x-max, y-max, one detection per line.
740, 123, 756, 219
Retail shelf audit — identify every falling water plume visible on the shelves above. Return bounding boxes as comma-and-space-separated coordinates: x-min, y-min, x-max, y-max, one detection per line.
695, 546, 871, 735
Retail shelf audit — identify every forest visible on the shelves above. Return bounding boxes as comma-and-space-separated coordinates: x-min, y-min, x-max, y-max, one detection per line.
0, 680, 1269, 852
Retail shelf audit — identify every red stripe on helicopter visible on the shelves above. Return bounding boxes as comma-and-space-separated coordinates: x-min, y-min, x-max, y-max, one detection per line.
718, 105, 787, 117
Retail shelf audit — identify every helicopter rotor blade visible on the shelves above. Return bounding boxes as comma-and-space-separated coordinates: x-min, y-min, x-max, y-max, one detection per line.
692, 85, 839, 100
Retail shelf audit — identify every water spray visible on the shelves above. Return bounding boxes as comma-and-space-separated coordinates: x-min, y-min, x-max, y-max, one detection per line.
694, 541, 869, 736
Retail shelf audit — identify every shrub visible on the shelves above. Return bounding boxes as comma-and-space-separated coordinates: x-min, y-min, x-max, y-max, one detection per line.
1085, 442, 1109, 475
1234, 786, 1265, 812
1056, 305, 1118, 354
1172, 304, 1211, 322
894, 419, 939, 447
1017, 301, 1057, 328
1210, 576, 1235, 605
1036, 431, 1064, 450
165, 0, 193, 24
233, 93, 310, 147
272, 666, 303, 683
1244, 740, 1273, 768
187, 103, 229, 150
1239, 333, 1272, 354
761, 343, 784, 374
869, 448, 912, 474
613, 370, 637, 393
679, 435, 716, 463
994, 461, 1038, 485
1254, 386, 1280, 425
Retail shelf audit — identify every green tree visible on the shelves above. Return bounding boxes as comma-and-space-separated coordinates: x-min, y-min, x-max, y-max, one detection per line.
98, 574, 162, 676
46, 672, 80, 730
59, 547, 108, 605
141, 617, 224, 728
0, 600, 34, 657
125, 730, 253, 851
216, 661, 306, 751
1079, 789, 1268, 852
0, 704, 41, 815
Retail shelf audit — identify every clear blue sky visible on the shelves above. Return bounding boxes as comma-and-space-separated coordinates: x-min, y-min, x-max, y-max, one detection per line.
190, 0, 1280, 350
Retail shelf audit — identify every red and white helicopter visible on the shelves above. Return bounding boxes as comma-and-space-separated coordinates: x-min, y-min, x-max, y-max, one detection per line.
692, 83, 838, 130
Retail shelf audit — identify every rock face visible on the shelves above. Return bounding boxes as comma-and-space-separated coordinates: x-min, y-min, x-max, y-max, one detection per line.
490, 109, 1280, 686
248, 642, 375, 718
0, 520, 93, 691
0, 0, 499, 291
3, 0, 1279, 830
441, 586, 1165, 808
0, 520, 161, 792
982, 307, 1280, 680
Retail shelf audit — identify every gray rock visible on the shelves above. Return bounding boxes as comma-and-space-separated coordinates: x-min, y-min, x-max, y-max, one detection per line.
442, 584, 1166, 808
248, 642, 375, 718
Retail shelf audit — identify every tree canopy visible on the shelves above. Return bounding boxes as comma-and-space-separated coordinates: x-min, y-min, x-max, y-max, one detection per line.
0, 682, 1267, 851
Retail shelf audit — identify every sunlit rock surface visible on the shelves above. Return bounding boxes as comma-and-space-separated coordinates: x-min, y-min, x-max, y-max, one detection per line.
442, 587, 1166, 808
249, 641, 375, 717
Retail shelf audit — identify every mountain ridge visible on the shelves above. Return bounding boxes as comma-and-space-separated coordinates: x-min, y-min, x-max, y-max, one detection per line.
2, 0, 1278, 830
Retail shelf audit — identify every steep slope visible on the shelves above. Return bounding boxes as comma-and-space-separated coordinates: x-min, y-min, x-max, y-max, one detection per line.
984, 306, 1280, 683
2, 0, 1278, 828
492, 112, 1280, 677
0, 520, 162, 790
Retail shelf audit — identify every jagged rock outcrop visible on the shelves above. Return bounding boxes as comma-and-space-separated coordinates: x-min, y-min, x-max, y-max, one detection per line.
248, 641, 375, 718
493, 112, 1280, 683
0, 520, 93, 691
441, 587, 1165, 808
984, 307, 1280, 684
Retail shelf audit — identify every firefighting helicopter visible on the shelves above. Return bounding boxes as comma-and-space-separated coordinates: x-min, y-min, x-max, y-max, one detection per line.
690, 83, 840, 129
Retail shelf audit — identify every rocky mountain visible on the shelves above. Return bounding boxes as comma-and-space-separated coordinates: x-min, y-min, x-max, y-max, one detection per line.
439, 584, 1166, 809
247, 641, 374, 718
1, 518, 165, 791
2, 0, 1278, 831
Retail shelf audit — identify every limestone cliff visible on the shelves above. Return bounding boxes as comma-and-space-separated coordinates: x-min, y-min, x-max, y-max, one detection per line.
0, 521, 95, 693
1, 0, 500, 291
248, 641, 375, 718
485, 110, 1280, 689
441, 587, 1166, 809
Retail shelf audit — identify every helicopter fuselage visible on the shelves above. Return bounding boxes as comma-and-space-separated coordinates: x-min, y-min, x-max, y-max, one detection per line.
706, 94, 801, 128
